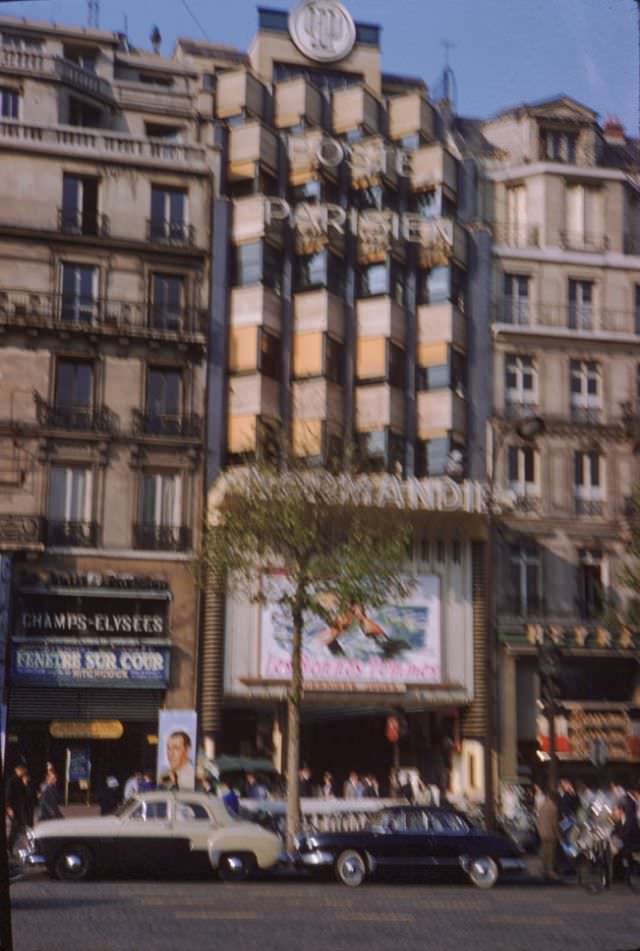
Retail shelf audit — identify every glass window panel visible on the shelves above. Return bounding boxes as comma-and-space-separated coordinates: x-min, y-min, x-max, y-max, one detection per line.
524, 447, 535, 483
141, 474, 156, 525
48, 468, 67, 520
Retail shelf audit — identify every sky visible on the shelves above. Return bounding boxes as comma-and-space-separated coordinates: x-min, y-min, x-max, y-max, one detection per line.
1, 0, 638, 132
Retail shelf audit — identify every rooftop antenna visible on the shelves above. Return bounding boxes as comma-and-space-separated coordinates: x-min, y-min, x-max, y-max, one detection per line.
87, 0, 99, 28
432, 40, 458, 116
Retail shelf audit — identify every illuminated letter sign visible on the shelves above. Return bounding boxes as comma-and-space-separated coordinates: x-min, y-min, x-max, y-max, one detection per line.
289, 0, 356, 63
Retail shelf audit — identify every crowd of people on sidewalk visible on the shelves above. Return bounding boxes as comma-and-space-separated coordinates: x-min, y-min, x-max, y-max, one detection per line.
533, 777, 640, 881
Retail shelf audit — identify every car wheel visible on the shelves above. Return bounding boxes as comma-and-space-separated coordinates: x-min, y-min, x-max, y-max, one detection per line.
218, 853, 254, 883
54, 845, 93, 882
467, 856, 499, 889
335, 850, 367, 887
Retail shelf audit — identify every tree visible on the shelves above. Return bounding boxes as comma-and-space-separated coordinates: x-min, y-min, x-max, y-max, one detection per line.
199, 463, 414, 852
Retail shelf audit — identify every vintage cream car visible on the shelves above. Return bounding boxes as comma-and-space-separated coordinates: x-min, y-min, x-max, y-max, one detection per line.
27, 791, 282, 882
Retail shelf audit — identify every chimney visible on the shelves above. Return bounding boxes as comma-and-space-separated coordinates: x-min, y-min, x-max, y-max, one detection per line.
603, 115, 626, 145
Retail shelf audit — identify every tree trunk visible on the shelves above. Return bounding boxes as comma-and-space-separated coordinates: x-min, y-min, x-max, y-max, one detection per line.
285, 607, 303, 854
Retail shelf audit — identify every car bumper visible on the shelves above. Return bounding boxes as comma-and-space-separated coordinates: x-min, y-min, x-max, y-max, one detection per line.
296, 850, 335, 868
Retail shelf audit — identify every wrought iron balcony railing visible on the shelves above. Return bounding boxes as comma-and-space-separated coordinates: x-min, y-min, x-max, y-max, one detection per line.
34, 394, 119, 434
492, 224, 540, 248
146, 219, 195, 246
570, 406, 602, 425
132, 410, 203, 439
559, 231, 609, 253
492, 300, 635, 334
133, 523, 191, 552
45, 519, 98, 547
58, 208, 110, 237
575, 498, 604, 516
0, 289, 206, 337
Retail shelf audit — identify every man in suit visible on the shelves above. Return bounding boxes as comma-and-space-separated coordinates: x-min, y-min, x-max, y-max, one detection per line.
159, 731, 195, 791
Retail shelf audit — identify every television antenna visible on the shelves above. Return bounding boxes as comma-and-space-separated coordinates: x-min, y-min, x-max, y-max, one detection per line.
87, 0, 100, 28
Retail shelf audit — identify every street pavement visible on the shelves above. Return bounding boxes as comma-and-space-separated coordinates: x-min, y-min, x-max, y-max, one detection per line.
9, 872, 640, 951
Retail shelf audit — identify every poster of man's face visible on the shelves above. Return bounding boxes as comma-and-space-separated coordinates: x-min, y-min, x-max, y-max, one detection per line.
157, 710, 197, 791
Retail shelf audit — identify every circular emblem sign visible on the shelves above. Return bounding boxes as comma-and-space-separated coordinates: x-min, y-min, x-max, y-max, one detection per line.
289, 0, 356, 64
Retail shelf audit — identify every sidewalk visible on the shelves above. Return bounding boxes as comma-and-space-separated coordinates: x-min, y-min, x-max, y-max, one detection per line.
60, 804, 101, 819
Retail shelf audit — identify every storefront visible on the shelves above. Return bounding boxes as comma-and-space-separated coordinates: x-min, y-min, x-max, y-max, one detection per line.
6, 566, 190, 799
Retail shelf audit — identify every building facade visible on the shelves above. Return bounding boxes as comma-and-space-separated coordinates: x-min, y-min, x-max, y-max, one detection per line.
476, 98, 640, 784
0, 16, 216, 792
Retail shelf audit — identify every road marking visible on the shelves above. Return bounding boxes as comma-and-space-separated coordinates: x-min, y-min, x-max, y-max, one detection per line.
338, 912, 415, 923
175, 911, 261, 920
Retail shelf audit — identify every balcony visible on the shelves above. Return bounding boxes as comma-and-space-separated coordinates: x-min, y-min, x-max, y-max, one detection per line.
34, 395, 119, 434
570, 406, 601, 425
503, 401, 539, 421
575, 499, 604, 516
492, 224, 540, 248
274, 77, 323, 129
228, 122, 278, 180
133, 523, 191, 552
58, 208, 110, 237
146, 219, 195, 247
492, 300, 635, 335
45, 520, 98, 548
132, 410, 203, 439
54, 57, 116, 105
559, 231, 609, 253
388, 93, 435, 144
216, 69, 267, 121
511, 494, 541, 515
411, 144, 457, 197
0, 121, 208, 171
0, 290, 206, 340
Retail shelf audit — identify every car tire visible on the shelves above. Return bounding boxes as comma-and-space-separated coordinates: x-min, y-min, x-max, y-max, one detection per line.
218, 853, 255, 883
335, 850, 367, 887
54, 844, 93, 882
467, 856, 499, 889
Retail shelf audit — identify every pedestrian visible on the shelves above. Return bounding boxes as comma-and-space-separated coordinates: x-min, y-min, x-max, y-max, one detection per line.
363, 774, 379, 798
299, 766, 313, 798
99, 776, 121, 815
245, 772, 268, 800
139, 771, 156, 792
343, 771, 364, 799
5, 758, 31, 853
220, 783, 240, 815
321, 771, 335, 799
536, 788, 559, 881
37, 765, 63, 822
124, 770, 143, 800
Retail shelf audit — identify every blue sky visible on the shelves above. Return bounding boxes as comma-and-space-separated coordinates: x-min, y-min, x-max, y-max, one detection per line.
2, 0, 637, 131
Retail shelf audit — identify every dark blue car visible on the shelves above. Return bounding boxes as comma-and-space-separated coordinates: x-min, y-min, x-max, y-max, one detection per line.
296, 805, 526, 889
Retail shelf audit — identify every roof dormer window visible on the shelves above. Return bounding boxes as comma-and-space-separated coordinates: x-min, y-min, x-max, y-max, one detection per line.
540, 128, 577, 164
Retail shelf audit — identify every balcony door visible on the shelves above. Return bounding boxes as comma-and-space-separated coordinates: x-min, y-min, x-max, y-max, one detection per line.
568, 280, 593, 330
62, 175, 99, 235
151, 274, 184, 330
139, 472, 183, 549
150, 187, 186, 242
55, 359, 93, 428
48, 466, 94, 545
146, 367, 181, 434
61, 263, 97, 323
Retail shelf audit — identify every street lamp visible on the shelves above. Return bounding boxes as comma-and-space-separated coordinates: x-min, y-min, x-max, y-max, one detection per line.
484, 414, 545, 829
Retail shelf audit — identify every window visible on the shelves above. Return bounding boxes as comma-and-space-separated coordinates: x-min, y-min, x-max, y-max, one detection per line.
129, 800, 169, 821
63, 46, 97, 72
358, 259, 405, 304
145, 123, 184, 142
61, 174, 100, 235
175, 802, 211, 822
357, 429, 404, 474
290, 178, 339, 205
351, 184, 397, 212
416, 347, 465, 392
55, 360, 93, 427
233, 242, 282, 295
509, 543, 542, 615
294, 251, 344, 296
565, 185, 604, 250
60, 263, 97, 323
578, 549, 604, 619
416, 437, 462, 478
502, 274, 530, 325
146, 367, 181, 429
68, 97, 102, 129
387, 342, 405, 389
541, 129, 577, 163
150, 186, 188, 243
259, 330, 281, 380
48, 466, 93, 544
570, 360, 600, 421
574, 450, 603, 514
151, 274, 185, 330
0, 87, 18, 119
412, 188, 440, 221
506, 185, 527, 246
140, 472, 182, 529
504, 355, 537, 408
325, 335, 344, 385
417, 263, 465, 310
507, 446, 538, 500
568, 280, 593, 330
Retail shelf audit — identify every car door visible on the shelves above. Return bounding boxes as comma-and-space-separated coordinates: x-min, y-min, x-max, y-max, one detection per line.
116, 797, 177, 874
427, 810, 471, 874
171, 799, 217, 874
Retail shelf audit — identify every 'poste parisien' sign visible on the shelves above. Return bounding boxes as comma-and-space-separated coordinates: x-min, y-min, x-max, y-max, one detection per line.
289, 0, 356, 63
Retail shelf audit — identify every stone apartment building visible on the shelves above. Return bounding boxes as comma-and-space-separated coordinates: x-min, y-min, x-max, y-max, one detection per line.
0, 16, 217, 789
475, 98, 640, 783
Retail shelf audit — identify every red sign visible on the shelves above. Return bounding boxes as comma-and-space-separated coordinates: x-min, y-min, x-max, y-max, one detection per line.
385, 715, 400, 744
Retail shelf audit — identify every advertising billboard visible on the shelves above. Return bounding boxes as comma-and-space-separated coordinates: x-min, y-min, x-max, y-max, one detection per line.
156, 709, 197, 792
260, 575, 441, 686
